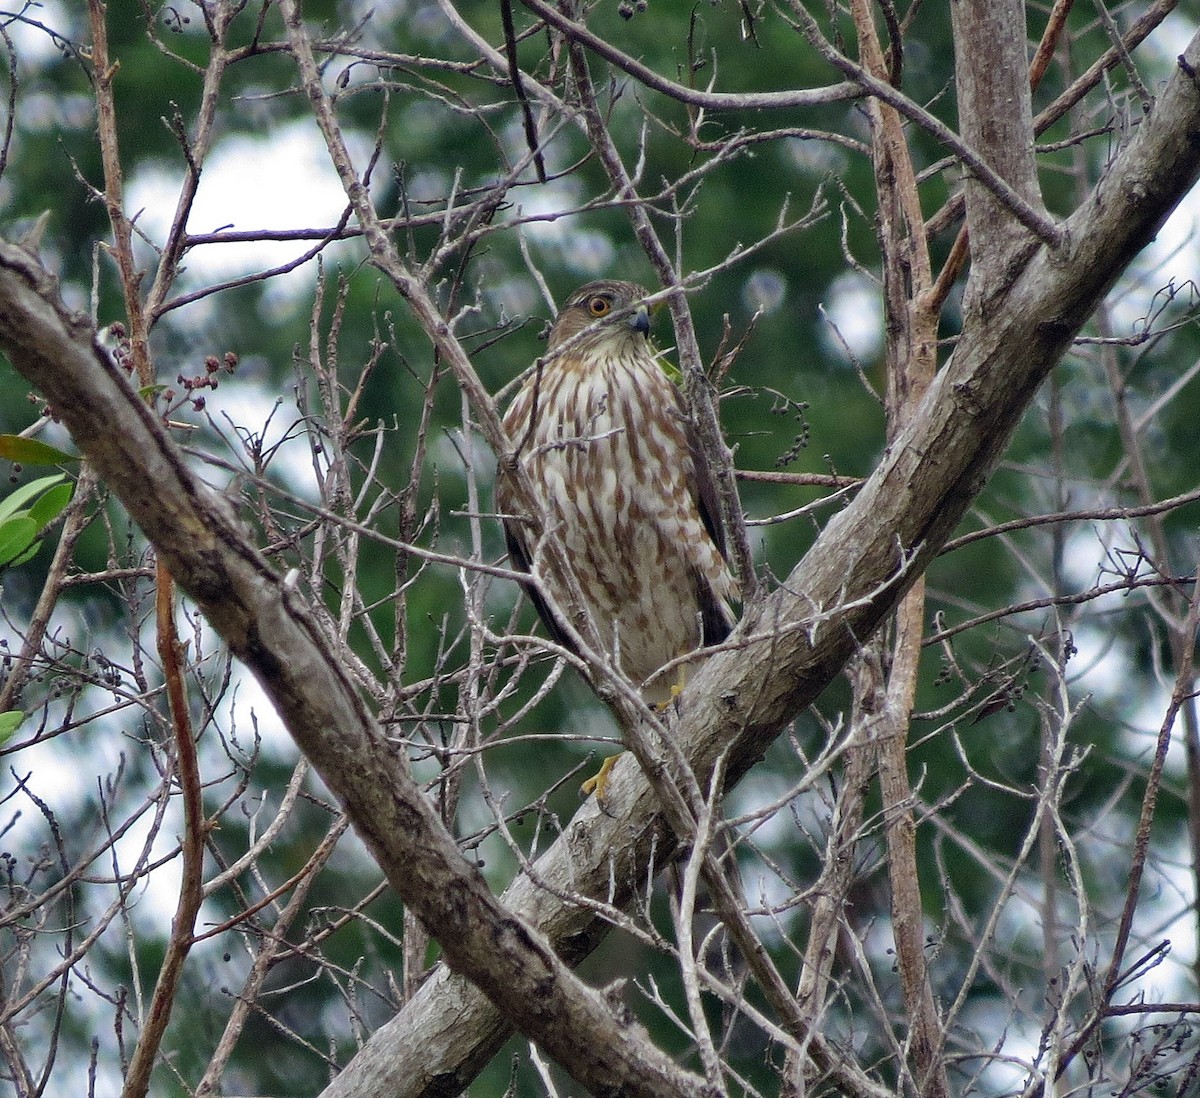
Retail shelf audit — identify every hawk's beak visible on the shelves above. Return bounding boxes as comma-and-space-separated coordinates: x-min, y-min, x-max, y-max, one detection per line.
629, 304, 650, 335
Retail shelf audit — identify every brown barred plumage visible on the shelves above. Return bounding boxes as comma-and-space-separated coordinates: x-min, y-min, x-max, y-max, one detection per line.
497, 280, 738, 705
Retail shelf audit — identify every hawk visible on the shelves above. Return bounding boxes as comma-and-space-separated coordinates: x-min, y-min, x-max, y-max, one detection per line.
497, 280, 738, 790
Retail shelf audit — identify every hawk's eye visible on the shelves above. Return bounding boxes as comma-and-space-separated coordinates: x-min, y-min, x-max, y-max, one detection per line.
587, 296, 612, 317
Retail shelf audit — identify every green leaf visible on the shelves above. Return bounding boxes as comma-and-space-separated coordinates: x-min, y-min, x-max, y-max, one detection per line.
27, 480, 74, 529
4, 538, 41, 568
0, 434, 77, 464
657, 356, 683, 384
0, 473, 66, 525
0, 475, 73, 569
0, 710, 23, 745
0, 514, 38, 567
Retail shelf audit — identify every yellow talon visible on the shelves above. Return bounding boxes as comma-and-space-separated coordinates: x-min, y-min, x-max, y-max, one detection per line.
580, 668, 687, 800
580, 752, 621, 800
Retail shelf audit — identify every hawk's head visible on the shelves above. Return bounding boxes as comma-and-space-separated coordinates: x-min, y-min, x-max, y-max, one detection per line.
547, 280, 651, 353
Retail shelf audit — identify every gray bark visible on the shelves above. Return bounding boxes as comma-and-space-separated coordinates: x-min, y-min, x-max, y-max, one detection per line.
951, 0, 1046, 308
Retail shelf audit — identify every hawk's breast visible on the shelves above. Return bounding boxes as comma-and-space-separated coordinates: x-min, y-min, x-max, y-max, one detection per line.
503, 341, 735, 702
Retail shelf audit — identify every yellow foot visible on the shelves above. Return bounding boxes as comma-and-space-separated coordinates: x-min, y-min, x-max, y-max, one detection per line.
657, 681, 684, 710
580, 752, 622, 800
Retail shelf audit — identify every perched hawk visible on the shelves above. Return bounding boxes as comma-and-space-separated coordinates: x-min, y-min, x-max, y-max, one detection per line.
497, 280, 738, 732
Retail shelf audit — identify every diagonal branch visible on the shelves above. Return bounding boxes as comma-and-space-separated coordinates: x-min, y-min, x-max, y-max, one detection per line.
788, 0, 1063, 248
518, 0, 858, 112
0, 244, 712, 1098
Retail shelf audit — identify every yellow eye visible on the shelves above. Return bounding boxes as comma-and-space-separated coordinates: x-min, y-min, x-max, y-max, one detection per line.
587, 295, 612, 317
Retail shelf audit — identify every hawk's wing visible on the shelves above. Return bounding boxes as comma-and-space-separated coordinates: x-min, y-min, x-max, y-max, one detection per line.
499, 499, 576, 655
497, 364, 737, 659
674, 384, 738, 647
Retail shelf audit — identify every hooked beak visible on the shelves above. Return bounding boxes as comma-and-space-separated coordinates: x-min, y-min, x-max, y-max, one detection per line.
628, 303, 650, 335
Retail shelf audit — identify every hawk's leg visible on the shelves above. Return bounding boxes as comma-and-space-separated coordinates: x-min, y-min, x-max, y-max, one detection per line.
580, 751, 621, 800
580, 668, 689, 801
